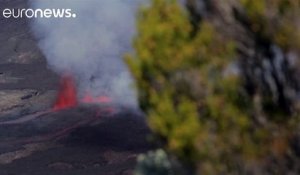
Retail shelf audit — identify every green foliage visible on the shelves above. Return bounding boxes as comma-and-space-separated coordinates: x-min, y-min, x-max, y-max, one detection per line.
126, 0, 203, 161
127, 0, 300, 174
241, 0, 300, 50
135, 149, 173, 175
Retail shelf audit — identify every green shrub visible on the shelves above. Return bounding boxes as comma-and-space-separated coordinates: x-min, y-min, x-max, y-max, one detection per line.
128, 0, 300, 174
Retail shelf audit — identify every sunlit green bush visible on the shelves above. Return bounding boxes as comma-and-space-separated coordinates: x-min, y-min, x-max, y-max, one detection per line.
128, 0, 300, 174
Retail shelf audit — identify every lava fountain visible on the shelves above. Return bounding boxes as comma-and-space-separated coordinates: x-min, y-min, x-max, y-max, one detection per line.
54, 74, 112, 111
53, 74, 78, 110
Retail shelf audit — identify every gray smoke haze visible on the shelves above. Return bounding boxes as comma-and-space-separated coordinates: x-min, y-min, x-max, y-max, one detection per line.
29, 0, 145, 108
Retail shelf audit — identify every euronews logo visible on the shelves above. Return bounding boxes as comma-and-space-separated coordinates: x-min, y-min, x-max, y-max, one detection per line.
2, 8, 77, 18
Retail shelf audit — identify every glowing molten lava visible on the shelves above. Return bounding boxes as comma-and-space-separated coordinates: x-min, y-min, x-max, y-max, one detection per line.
82, 93, 112, 104
54, 75, 78, 110
53, 74, 113, 111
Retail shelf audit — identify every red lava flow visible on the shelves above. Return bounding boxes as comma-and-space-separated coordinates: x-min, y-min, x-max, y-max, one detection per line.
53, 75, 78, 111
53, 74, 112, 111
81, 93, 112, 104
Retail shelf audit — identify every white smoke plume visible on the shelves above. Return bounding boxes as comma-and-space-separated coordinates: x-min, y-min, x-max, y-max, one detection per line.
29, 0, 145, 108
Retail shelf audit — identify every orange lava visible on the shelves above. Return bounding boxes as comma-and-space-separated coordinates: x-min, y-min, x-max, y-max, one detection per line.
53, 75, 78, 110
82, 93, 112, 104
53, 74, 113, 112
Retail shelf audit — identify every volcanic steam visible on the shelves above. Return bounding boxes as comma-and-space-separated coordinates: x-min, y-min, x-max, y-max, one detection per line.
29, 0, 144, 108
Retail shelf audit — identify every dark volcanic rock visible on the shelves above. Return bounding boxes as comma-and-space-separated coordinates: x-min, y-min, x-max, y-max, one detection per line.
0, 0, 59, 91
0, 1, 152, 175
0, 107, 152, 175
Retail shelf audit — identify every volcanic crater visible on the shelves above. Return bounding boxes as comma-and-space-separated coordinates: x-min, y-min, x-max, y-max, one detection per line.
0, 1, 152, 175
